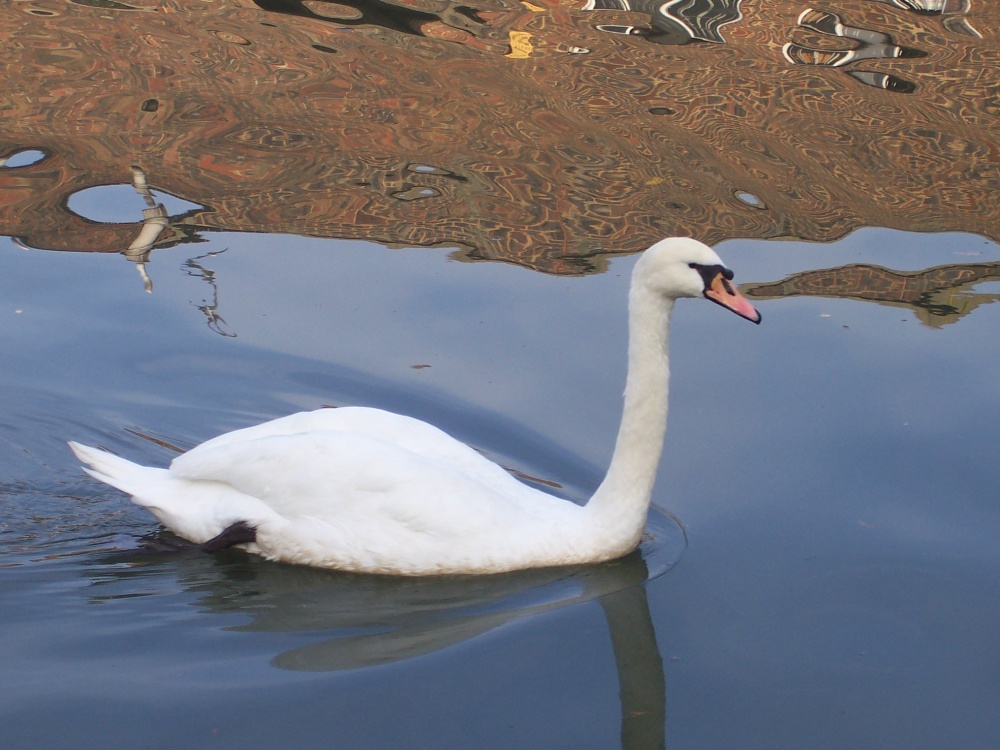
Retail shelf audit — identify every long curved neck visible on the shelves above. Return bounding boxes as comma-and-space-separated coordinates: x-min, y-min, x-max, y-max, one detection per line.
584, 281, 672, 548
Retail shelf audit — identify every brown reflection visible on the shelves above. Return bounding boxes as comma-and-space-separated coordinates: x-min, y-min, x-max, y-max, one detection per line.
0, 0, 997, 272
742, 259, 1000, 327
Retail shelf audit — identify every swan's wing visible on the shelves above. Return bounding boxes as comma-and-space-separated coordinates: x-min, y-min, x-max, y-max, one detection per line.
168, 423, 584, 573
169, 430, 540, 532
189, 407, 513, 486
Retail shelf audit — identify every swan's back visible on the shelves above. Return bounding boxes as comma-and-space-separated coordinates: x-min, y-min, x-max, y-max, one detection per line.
179, 407, 514, 489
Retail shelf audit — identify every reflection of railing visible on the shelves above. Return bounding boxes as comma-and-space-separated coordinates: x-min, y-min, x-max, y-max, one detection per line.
584, 0, 744, 44
783, 2, 981, 93
742, 260, 1000, 327
871, 0, 981, 38
182, 251, 238, 338
783, 9, 926, 93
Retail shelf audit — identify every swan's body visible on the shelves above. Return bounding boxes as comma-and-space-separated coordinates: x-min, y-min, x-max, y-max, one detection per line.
70, 238, 759, 575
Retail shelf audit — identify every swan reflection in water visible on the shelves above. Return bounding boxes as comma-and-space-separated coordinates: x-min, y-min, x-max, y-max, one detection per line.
88, 509, 683, 748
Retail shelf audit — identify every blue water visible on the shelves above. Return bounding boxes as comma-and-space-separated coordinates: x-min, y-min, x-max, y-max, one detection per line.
2, 228, 999, 748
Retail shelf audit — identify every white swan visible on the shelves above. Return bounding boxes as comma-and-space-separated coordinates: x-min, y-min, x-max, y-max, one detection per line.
70, 238, 760, 575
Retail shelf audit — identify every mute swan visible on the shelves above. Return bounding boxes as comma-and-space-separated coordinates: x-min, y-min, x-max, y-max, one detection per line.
70, 238, 760, 575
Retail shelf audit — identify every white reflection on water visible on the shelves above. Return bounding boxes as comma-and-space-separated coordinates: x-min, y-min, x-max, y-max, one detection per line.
79, 508, 681, 672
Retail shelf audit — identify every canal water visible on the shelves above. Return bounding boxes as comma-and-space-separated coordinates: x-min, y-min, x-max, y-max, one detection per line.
2, 1, 999, 748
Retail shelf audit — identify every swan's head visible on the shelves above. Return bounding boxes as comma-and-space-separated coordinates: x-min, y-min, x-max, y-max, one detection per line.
635, 237, 761, 324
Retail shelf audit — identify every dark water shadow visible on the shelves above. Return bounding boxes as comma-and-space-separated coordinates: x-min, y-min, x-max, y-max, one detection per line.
86, 509, 682, 668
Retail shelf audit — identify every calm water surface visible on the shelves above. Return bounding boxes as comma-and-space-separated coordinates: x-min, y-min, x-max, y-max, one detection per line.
2, 230, 999, 748
2, 0, 1000, 748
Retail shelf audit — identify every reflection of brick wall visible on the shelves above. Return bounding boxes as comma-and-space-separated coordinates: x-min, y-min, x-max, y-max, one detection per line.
0, 0, 997, 272
743, 262, 1000, 327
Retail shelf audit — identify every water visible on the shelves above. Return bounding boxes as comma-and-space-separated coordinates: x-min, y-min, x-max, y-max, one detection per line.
2, 230, 999, 748
2, 0, 1000, 748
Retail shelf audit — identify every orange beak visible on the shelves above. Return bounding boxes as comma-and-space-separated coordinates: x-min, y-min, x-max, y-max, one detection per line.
704, 271, 761, 324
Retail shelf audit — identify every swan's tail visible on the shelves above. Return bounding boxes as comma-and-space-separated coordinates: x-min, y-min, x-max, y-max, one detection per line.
69, 441, 158, 498
70, 441, 253, 545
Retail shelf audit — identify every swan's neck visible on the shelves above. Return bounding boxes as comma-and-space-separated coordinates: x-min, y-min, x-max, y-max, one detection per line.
584, 283, 672, 549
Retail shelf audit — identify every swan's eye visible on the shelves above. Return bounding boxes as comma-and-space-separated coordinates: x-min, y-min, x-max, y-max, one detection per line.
689, 262, 732, 290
